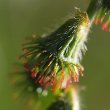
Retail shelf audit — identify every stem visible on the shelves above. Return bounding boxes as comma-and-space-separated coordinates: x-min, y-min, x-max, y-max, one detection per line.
71, 87, 80, 110
67, 86, 80, 110
87, 0, 103, 20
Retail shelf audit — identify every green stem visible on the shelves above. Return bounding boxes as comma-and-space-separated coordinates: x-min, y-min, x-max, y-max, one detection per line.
66, 86, 80, 110
87, 0, 103, 20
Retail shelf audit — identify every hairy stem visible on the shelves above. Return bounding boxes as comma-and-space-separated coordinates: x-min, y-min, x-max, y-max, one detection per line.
72, 87, 80, 110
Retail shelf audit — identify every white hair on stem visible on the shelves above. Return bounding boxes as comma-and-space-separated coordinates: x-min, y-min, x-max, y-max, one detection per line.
72, 86, 80, 110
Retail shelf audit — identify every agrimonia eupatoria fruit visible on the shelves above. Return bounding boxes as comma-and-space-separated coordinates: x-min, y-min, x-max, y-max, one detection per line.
21, 8, 90, 91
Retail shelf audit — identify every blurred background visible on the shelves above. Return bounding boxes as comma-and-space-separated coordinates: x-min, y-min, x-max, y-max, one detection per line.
0, 0, 110, 110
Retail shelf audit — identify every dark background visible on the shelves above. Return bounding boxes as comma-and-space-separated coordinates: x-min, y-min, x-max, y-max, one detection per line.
0, 0, 110, 110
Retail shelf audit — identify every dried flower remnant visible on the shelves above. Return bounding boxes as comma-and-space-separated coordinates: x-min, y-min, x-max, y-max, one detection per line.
21, 8, 90, 91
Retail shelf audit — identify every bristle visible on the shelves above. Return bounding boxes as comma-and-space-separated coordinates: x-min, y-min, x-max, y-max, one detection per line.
102, 22, 108, 30
51, 82, 58, 92
60, 66, 65, 89
94, 18, 99, 25
100, 17, 104, 24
